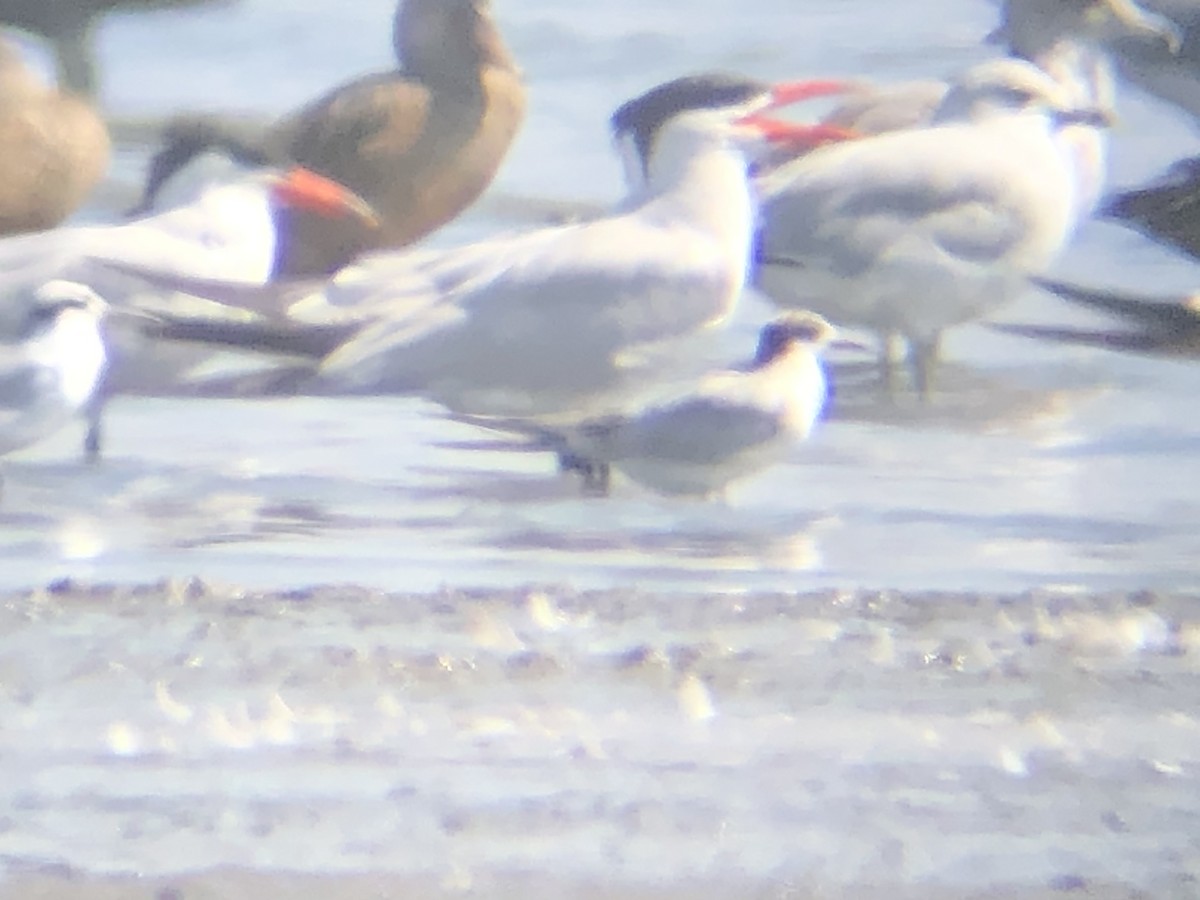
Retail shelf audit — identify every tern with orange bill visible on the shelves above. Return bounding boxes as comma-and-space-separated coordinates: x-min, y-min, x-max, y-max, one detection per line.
133, 74, 856, 426
0, 164, 378, 458
0, 281, 113, 498
553, 312, 843, 498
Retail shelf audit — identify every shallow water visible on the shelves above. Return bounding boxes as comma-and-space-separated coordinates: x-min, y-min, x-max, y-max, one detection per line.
4, 0, 1200, 595
1, 0, 1199, 895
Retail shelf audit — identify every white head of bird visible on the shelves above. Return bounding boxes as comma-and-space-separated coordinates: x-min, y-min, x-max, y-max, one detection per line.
17, 280, 107, 342
932, 58, 1114, 128
752, 310, 837, 367
609, 72, 849, 193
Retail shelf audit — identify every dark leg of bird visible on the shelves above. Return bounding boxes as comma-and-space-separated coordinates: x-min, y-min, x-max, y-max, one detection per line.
81, 364, 115, 463
83, 412, 103, 463
879, 331, 904, 396
54, 23, 99, 97
81, 393, 106, 463
557, 450, 610, 496
911, 333, 942, 401
580, 462, 611, 497
557, 449, 590, 474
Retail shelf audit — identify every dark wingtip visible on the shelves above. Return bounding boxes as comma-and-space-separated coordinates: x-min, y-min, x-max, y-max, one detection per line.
127, 115, 279, 219
990, 321, 1198, 355
1032, 277, 1200, 331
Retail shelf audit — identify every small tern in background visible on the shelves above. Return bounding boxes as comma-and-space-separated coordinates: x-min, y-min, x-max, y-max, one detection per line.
0, 281, 111, 497
0, 163, 378, 460
554, 311, 842, 498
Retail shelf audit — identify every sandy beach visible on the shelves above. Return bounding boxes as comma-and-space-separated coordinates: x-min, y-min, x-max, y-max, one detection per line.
0, 581, 1196, 897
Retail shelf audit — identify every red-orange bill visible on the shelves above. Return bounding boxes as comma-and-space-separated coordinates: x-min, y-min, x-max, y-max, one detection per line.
270, 167, 380, 226
765, 79, 855, 109
739, 116, 859, 148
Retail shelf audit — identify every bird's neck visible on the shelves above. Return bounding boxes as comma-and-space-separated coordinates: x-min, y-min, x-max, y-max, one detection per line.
30, 311, 106, 408
640, 134, 756, 247
395, 14, 518, 94
761, 345, 826, 434
1015, 38, 1115, 107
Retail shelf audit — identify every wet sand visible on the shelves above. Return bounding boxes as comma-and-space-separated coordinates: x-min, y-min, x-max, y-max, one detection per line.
0, 581, 1196, 898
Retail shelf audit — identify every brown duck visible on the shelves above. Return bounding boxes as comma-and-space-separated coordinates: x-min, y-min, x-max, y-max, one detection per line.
138, 0, 526, 254
0, 37, 109, 235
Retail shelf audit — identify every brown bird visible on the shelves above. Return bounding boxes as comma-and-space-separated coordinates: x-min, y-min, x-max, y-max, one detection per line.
0, 0, 232, 97
0, 37, 109, 236
136, 0, 526, 253
992, 276, 1200, 355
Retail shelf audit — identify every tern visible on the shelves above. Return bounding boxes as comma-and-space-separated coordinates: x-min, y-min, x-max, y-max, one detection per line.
132, 0, 525, 256
0, 37, 109, 237
135, 74, 853, 425
0, 164, 378, 459
816, 0, 1171, 225
553, 312, 838, 498
0, 281, 110, 497
752, 58, 1112, 397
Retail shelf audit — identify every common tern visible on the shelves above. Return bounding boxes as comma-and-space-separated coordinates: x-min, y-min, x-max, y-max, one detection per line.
989, 0, 1176, 220
816, 0, 1170, 211
133, 0, 524, 254
134, 74, 853, 423
752, 58, 1111, 396
0, 37, 109, 236
554, 312, 838, 498
0, 164, 377, 459
0, 281, 110, 496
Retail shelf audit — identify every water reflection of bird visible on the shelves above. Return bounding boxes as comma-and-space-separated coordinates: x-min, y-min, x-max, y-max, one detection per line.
133, 0, 526, 256
0, 37, 109, 236
0, 0, 235, 98
0, 281, 110, 497
554, 312, 838, 499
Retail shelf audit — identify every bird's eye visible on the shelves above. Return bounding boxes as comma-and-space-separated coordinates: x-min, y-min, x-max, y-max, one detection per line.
25, 305, 59, 327
790, 324, 823, 342
995, 85, 1038, 107
18, 300, 80, 338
